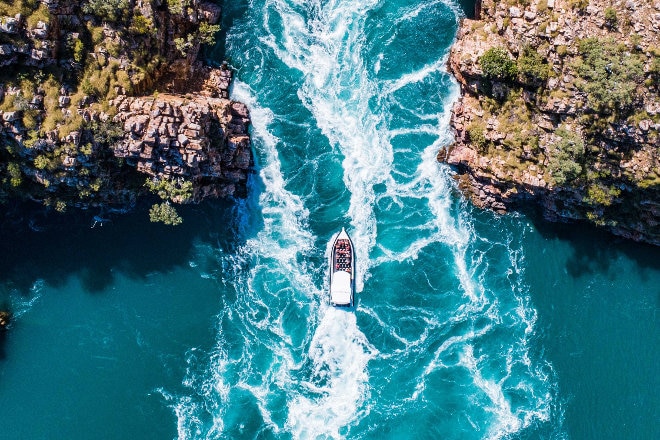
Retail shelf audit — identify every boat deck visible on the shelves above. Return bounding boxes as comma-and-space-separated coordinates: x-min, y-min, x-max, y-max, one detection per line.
333, 239, 352, 273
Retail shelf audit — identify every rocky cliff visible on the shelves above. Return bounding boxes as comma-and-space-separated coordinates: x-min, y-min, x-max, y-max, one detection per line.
112, 75, 251, 201
442, 0, 659, 245
0, 0, 252, 221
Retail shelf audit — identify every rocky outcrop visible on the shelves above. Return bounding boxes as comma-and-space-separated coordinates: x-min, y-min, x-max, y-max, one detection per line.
0, 0, 252, 213
0, 310, 9, 330
442, 0, 660, 245
112, 67, 252, 200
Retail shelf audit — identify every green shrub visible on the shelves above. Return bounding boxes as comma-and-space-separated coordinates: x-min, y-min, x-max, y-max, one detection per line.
517, 46, 549, 84
26, 3, 50, 28
130, 13, 154, 36
22, 108, 39, 130
650, 56, 660, 85
467, 122, 488, 152
89, 24, 105, 45
585, 183, 621, 207
7, 162, 22, 187
537, 0, 549, 12
55, 200, 67, 213
34, 154, 50, 170
82, 0, 129, 23
479, 47, 518, 81
57, 112, 84, 138
198, 22, 221, 45
604, 8, 617, 29
72, 39, 85, 63
0, 93, 16, 112
106, 41, 122, 58
548, 128, 585, 186
0, 0, 39, 17
149, 202, 183, 225
567, 0, 589, 11
145, 177, 193, 203
574, 38, 644, 113
89, 120, 124, 146
90, 178, 102, 192
173, 23, 220, 58
174, 35, 195, 57
167, 0, 190, 15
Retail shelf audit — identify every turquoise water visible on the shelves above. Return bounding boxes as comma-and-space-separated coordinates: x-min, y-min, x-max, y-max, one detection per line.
1, 0, 658, 438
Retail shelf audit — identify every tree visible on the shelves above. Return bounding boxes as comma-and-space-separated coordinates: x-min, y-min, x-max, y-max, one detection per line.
82, 0, 129, 23
517, 46, 549, 85
145, 177, 193, 203
604, 8, 618, 29
198, 22, 220, 45
479, 47, 518, 81
167, 0, 190, 15
149, 202, 183, 225
574, 38, 644, 113
467, 122, 488, 152
548, 128, 585, 186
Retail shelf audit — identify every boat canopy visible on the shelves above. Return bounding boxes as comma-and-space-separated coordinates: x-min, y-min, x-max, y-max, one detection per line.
330, 270, 352, 305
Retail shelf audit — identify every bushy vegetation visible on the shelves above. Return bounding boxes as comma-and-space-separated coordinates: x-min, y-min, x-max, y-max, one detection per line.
449, 0, 658, 240
547, 128, 585, 186
0, 0, 39, 17
175, 22, 221, 56
6, 162, 22, 187
649, 55, 660, 85
145, 177, 193, 203
198, 22, 221, 45
517, 46, 549, 85
149, 202, 183, 225
479, 47, 518, 81
585, 183, 621, 207
129, 13, 155, 36
467, 122, 488, 152
573, 38, 644, 114
82, 0, 130, 23
167, 0, 191, 16
604, 8, 618, 29
566, 0, 589, 11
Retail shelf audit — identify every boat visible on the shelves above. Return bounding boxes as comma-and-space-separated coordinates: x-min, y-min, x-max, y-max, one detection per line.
329, 227, 356, 307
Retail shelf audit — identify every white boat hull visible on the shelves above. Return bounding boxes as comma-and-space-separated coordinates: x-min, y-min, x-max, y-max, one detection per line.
328, 228, 355, 307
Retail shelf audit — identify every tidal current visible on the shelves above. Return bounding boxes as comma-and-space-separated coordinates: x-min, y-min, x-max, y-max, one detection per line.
0, 1, 658, 439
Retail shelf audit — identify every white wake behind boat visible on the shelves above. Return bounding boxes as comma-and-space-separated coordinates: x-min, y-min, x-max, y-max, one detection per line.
329, 227, 356, 307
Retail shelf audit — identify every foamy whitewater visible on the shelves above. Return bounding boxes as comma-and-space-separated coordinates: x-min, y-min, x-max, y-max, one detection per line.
169, 0, 555, 438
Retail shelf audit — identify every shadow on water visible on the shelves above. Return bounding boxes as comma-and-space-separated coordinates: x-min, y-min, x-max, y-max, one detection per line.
0, 197, 256, 297
457, 0, 480, 19
523, 208, 660, 279
203, 0, 251, 69
0, 328, 7, 361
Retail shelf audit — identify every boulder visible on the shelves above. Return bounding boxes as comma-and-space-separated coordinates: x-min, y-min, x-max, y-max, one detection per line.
509, 7, 522, 18
0, 17, 19, 34
3, 111, 20, 122
0, 310, 10, 329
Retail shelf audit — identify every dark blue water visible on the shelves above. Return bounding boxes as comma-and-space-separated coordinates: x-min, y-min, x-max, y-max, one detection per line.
0, 0, 658, 439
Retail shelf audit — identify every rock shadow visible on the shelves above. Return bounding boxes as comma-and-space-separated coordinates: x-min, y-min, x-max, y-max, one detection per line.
0, 195, 258, 297
201, 0, 250, 70
523, 208, 660, 279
